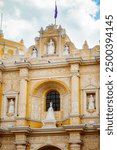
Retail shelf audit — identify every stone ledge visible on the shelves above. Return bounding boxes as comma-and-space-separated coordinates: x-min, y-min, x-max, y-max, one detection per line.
15, 61, 31, 69
14, 140, 29, 145
63, 124, 86, 132
10, 126, 32, 133
0, 128, 10, 134
31, 127, 65, 134
63, 124, 100, 132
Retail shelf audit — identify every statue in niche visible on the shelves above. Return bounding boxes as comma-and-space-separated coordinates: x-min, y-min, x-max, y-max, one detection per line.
32, 48, 38, 58
42, 101, 56, 128
46, 102, 55, 120
88, 95, 95, 110
47, 39, 55, 55
63, 45, 70, 55
8, 99, 15, 114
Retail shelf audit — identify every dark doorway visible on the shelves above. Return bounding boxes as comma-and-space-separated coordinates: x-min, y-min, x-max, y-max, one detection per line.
39, 145, 61, 150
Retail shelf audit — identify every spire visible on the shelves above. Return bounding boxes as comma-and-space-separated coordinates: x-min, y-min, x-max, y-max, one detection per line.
0, 13, 4, 38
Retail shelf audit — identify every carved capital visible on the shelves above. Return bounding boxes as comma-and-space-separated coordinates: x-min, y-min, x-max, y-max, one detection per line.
70, 72, 79, 77
70, 63, 80, 72
20, 68, 29, 78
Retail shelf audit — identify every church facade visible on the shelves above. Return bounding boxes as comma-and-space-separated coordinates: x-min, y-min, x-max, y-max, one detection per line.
0, 24, 100, 150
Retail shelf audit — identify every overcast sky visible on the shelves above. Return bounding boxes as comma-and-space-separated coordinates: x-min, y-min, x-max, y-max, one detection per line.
0, 0, 100, 49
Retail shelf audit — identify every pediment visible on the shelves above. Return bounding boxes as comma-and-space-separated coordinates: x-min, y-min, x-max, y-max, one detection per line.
3, 90, 19, 95
83, 84, 98, 90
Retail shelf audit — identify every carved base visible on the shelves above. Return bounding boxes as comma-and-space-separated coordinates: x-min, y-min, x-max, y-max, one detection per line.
70, 117, 81, 125
70, 143, 81, 150
16, 145, 26, 150
42, 119, 57, 128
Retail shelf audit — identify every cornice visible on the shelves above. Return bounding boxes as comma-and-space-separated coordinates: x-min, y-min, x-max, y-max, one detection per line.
10, 126, 32, 133
15, 62, 31, 69
66, 57, 82, 64
0, 56, 100, 71
63, 124, 86, 132
0, 124, 100, 135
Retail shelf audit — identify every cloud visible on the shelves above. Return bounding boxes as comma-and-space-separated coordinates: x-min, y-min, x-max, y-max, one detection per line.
0, 0, 4, 8
1, 0, 100, 48
58, 0, 100, 48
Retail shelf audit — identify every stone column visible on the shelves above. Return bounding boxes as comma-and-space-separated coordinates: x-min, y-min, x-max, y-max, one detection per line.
17, 68, 28, 126
70, 64, 80, 124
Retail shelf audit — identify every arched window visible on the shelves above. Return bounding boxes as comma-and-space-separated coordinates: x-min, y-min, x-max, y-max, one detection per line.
46, 90, 60, 111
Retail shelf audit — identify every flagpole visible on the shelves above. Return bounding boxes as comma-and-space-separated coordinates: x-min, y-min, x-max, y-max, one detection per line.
55, 0, 56, 25
54, 0, 58, 25
55, 18, 56, 25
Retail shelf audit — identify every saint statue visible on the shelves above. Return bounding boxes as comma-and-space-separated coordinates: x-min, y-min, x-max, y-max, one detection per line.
32, 48, 38, 58
63, 45, 70, 55
88, 95, 95, 110
47, 39, 55, 55
46, 102, 55, 120
8, 99, 15, 114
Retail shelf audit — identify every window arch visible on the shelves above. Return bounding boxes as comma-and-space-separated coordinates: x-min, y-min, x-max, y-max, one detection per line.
46, 90, 60, 111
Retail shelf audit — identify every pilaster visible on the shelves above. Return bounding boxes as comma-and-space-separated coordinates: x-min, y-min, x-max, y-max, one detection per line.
69, 132, 82, 150
15, 134, 27, 150
70, 63, 80, 124
0, 69, 3, 118
11, 127, 30, 150
17, 67, 29, 126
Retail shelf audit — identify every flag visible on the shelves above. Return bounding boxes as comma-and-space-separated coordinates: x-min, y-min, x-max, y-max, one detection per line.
54, 1, 58, 19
